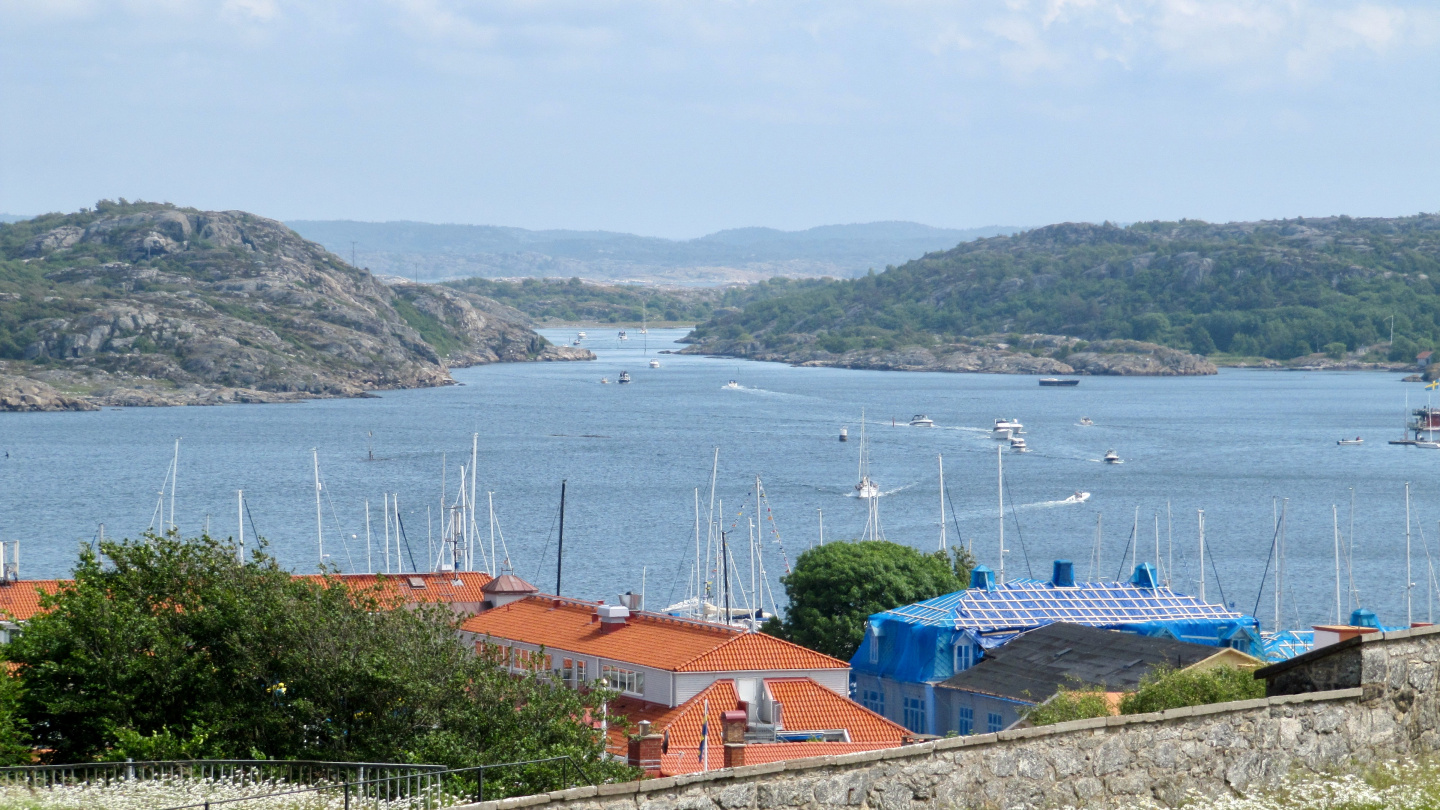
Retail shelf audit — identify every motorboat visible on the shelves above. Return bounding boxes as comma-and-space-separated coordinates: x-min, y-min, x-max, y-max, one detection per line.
649, 359, 660, 369
1104, 449, 1122, 464
855, 475, 880, 499
618, 331, 629, 341
908, 415, 935, 427
577, 331, 587, 339
617, 371, 631, 384
600, 377, 611, 384
994, 418, 1023, 431
1417, 441, 1440, 450
1336, 437, 1363, 445
572, 338, 582, 346
1009, 436, 1030, 453
1039, 378, 1080, 386
1078, 417, 1094, 426
1064, 491, 1091, 504
992, 428, 1013, 441
724, 380, 740, 389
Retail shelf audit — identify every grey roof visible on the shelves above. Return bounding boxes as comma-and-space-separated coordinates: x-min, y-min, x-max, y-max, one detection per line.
935, 622, 1219, 705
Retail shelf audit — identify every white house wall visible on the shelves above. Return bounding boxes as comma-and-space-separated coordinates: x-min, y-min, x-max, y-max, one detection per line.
675, 669, 849, 705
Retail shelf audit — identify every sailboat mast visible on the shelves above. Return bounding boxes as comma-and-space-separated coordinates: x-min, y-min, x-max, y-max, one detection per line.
1166, 500, 1173, 587
1333, 504, 1342, 624
557, 480, 567, 595
488, 491, 497, 575
365, 499, 371, 574
313, 449, 323, 568
237, 490, 244, 563
997, 445, 1005, 585
1198, 509, 1206, 602
693, 488, 701, 603
1154, 512, 1160, 581
170, 438, 179, 533
470, 433, 479, 571
938, 454, 947, 551
1407, 481, 1413, 626
383, 494, 391, 574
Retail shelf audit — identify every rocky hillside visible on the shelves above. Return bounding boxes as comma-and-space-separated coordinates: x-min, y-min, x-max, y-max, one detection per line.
0, 201, 590, 411
683, 214, 1440, 374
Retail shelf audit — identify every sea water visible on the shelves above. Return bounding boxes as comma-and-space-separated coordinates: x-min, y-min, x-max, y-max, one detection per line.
0, 327, 1434, 632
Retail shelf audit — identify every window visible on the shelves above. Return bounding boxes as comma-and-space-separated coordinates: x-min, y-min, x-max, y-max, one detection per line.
575, 659, 587, 684
861, 689, 884, 715
601, 665, 644, 695
957, 707, 973, 735
902, 697, 926, 734
987, 712, 1003, 733
868, 627, 880, 665
953, 642, 977, 672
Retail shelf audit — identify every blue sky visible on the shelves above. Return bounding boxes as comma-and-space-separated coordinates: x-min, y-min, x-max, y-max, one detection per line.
1, 0, 1436, 238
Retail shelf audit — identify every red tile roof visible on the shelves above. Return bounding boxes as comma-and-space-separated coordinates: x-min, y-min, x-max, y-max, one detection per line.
0, 580, 66, 623
461, 596, 846, 673
606, 677, 905, 776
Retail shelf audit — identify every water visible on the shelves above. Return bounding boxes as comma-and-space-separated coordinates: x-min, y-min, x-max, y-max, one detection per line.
1, 327, 1436, 632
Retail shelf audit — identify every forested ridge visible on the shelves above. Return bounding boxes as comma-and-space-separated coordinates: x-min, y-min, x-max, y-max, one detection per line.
687, 215, 1440, 362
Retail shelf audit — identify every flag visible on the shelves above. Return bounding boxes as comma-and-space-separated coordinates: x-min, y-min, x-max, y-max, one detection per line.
699, 699, 710, 772
1428, 380, 1439, 390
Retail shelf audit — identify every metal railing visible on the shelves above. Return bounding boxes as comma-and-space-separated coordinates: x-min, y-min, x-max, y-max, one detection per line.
152, 755, 595, 810
0, 758, 445, 794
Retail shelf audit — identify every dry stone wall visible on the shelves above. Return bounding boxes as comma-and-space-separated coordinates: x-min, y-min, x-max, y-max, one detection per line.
463, 627, 1440, 810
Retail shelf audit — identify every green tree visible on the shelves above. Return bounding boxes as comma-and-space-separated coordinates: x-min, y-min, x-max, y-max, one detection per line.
763, 541, 967, 660
8, 532, 635, 788
1118, 665, 1263, 715
1021, 684, 1114, 727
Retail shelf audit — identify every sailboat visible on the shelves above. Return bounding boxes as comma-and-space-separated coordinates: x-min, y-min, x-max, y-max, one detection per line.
855, 411, 880, 499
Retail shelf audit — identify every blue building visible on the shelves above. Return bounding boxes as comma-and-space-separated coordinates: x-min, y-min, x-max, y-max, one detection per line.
850, 560, 1264, 735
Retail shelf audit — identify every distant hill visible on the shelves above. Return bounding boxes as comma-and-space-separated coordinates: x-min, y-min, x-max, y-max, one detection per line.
0, 203, 588, 411
681, 215, 1440, 373
287, 220, 1016, 285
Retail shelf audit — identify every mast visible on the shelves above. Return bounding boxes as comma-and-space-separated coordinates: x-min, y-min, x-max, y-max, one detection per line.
1333, 504, 1342, 624
470, 433, 479, 571
488, 491, 497, 575
556, 480, 567, 595
1166, 500, 1173, 587
365, 499, 371, 574
938, 454, 947, 551
722, 530, 732, 621
1154, 512, 1160, 582
313, 449, 324, 568
693, 488, 701, 604
818, 509, 824, 546
997, 445, 1005, 584
237, 490, 244, 563
170, 438, 180, 533
1407, 481, 1413, 626
1198, 509, 1206, 602
384, 494, 391, 574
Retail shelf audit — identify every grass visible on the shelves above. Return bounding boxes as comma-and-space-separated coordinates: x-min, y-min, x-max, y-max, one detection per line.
0, 775, 456, 809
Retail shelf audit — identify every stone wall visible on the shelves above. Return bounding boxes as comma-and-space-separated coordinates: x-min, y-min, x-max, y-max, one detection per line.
462, 627, 1440, 810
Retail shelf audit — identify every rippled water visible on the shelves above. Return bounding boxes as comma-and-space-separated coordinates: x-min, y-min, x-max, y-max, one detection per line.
1, 327, 1436, 632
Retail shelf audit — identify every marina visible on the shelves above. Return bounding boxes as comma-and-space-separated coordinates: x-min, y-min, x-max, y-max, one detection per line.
1, 328, 1438, 635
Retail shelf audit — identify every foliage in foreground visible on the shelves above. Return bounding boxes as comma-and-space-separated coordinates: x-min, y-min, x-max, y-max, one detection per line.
762, 541, 974, 661
1119, 664, 1265, 715
3, 533, 636, 791
1021, 684, 1114, 726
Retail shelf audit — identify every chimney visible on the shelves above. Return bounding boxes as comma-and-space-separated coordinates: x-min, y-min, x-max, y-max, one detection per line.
969, 565, 996, 591
721, 709, 747, 744
723, 743, 745, 769
619, 591, 643, 611
597, 604, 630, 633
627, 722, 663, 775
1051, 559, 1074, 588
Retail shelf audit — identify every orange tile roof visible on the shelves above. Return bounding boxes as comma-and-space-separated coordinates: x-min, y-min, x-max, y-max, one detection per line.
0, 581, 67, 623
606, 677, 905, 776
296, 571, 494, 609
460, 596, 846, 672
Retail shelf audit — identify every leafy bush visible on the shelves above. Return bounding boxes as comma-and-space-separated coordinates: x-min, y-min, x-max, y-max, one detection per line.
1119, 665, 1264, 715
1022, 685, 1114, 726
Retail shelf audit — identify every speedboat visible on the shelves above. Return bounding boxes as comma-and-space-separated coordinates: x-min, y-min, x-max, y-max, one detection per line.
909, 415, 934, 427
992, 428, 1013, 441
577, 331, 586, 339
1078, 417, 1094, 427
572, 338, 582, 346
1417, 441, 1440, 450
1064, 491, 1091, 504
617, 371, 631, 384
994, 418, 1023, 431
1009, 436, 1030, 453
1104, 449, 1122, 464
724, 380, 740, 389
855, 475, 880, 499
618, 331, 629, 341
649, 359, 660, 369
600, 377, 611, 384
1336, 437, 1363, 445
1039, 378, 1080, 386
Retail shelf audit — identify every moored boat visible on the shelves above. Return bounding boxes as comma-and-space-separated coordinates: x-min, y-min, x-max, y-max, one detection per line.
1039, 378, 1080, 386
649, 359, 660, 368
1337, 437, 1363, 445
617, 371, 631, 384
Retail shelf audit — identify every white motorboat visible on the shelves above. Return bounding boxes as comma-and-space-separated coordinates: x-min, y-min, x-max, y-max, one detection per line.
649, 359, 660, 368
600, 377, 611, 384
577, 331, 587, 339
1009, 436, 1030, 453
617, 371, 631, 384
908, 414, 935, 427
618, 331, 629, 341
1064, 491, 1091, 504
1336, 437, 1363, 445
994, 418, 1023, 431
1104, 449, 1122, 464
992, 427, 1013, 441
724, 380, 740, 389
1078, 417, 1094, 426
1417, 441, 1440, 450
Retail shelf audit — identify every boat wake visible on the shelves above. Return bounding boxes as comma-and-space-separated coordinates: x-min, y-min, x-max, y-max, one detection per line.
844, 481, 918, 498
1021, 492, 1092, 510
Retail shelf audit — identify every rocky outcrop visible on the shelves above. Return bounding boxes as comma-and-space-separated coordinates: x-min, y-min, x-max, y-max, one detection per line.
680, 335, 1217, 376
0, 374, 98, 412
0, 204, 592, 411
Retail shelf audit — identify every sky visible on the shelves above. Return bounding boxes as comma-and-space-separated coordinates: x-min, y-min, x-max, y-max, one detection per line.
1, 0, 1437, 239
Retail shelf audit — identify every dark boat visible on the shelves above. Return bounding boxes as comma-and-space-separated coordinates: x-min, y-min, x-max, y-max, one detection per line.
1039, 378, 1080, 386
618, 371, 631, 384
